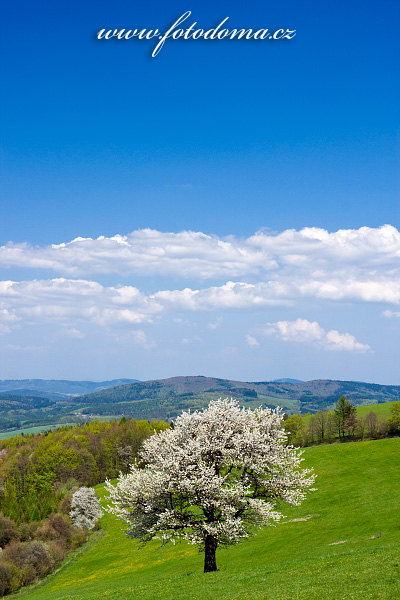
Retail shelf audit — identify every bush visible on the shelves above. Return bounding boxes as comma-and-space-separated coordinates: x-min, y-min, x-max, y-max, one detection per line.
70, 526, 88, 549
35, 521, 58, 542
48, 513, 72, 544
19, 520, 39, 542
0, 514, 19, 547
58, 491, 74, 515
3, 540, 28, 569
25, 540, 53, 577
0, 561, 12, 595
9, 564, 24, 593
47, 540, 67, 566
19, 562, 36, 586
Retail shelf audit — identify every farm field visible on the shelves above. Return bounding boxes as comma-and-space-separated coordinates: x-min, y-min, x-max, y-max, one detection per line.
0, 424, 76, 440
19, 437, 400, 600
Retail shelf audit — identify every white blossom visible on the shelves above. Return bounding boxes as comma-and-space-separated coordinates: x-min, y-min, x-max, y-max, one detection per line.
70, 487, 103, 530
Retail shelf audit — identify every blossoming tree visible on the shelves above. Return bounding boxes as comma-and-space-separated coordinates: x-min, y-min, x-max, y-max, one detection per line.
106, 398, 315, 573
70, 487, 103, 530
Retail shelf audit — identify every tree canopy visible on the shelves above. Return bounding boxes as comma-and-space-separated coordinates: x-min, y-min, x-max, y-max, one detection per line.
106, 398, 315, 572
334, 395, 356, 438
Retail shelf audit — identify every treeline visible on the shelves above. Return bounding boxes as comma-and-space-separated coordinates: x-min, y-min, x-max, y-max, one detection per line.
0, 417, 169, 524
283, 397, 400, 447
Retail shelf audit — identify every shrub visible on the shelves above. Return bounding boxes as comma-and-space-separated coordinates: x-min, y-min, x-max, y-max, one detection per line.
0, 561, 12, 595
19, 520, 39, 542
0, 514, 19, 547
19, 562, 36, 586
47, 540, 67, 566
35, 521, 58, 542
25, 540, 53, 577
9, 564, 24, 593
58, 491, 74, 515
3, 540, 28, 569
70, 526, 87, 549
48, 513, 72, 545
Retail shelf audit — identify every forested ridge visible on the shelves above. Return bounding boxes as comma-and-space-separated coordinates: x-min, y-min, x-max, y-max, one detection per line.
1, 377, 399, 436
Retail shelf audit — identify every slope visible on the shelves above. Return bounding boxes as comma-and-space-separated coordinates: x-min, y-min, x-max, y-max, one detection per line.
20, 437, 400, 600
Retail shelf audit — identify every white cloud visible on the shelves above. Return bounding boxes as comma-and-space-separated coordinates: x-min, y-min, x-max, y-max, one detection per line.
0, 308, 20, 334
63, 328, 85, 339
0, 279, 161, 334
4, 344, 47, 351
1, 225, 399, 285
382, 309, 400, 318
0, 274, 398, 341
130, 330, 156, 349
245, 334, 260, 348
1, 227, 399, 313
264, 318, 371, 353
181, 336, 202, 344
207, 317, 223, 330
0, 226, 398, 344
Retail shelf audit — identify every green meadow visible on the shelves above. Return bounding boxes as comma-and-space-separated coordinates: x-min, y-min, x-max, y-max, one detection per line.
18, 437, 400, 600
0, 424, 76, 440
356, 401, 397, 419
300, 400, 398, 428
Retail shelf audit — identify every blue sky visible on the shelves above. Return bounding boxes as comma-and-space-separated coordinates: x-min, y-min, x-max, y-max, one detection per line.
0, 0, 399, 383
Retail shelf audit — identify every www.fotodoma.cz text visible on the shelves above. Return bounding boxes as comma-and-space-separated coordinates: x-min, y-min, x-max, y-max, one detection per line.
97, 11, 296, 57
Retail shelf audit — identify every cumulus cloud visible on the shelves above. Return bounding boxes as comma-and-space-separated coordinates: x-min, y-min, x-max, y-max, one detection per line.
264, 318, 371, 353
130, 329, 156, 349
0, 308, 20, 335
0, 274, 398, 341
181, 336, 202, 344
0, 279, 162, 333
207, 317, 223, 330
382, 309, 400, 318
0, 226, 398, 345
1, 225, 399, 285
245, 334, 260, 348
1, 227, 399, 315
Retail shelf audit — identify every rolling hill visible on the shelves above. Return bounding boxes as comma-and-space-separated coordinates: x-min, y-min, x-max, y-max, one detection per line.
0, 376, 398, 435
20, 437, 400, 600
0, 379, 139, 401
74, 376, 400, 421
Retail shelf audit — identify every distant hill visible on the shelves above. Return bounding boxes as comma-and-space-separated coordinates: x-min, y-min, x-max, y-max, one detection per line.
0, 376, 398, 434
0, 379, 140, 401
272, 378, 303, 383
74, 376, 400, 421
0, 393, 55, 431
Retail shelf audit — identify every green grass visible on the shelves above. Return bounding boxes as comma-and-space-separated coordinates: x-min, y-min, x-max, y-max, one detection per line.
0, 423, 76, 439
356, 401, 397, 420
80, 415, 120, 422
301, 400, 397, 427
18, 438, 400, 600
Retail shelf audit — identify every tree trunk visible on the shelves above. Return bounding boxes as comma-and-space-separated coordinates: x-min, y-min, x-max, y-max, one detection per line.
204, 534, 218, 573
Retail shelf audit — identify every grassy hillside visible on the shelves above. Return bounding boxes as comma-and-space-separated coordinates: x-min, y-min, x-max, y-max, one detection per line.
20, 438, 400, 600
356, 401, 397, 419
300, 400, 398, 427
